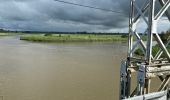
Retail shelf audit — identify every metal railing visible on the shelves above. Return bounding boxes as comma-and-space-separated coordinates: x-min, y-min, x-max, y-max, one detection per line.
124, 90, 167, 100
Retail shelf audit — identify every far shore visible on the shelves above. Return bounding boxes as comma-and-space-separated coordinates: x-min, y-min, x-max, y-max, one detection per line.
19, 34, 128, 42
0, 32, 129, 42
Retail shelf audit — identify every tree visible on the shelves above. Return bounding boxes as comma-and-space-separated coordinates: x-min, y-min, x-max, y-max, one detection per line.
159, 29, 170, 43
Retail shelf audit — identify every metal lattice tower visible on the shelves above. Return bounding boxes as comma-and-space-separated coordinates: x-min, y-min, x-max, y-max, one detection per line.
120, 0, 170, 99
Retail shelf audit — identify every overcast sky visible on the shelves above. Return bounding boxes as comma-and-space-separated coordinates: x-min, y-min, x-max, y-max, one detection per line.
0, 0, 169, 33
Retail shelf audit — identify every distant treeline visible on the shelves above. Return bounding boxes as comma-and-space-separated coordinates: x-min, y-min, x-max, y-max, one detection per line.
21, 31, 128, 35
0, 28, 129, 35
0, 28, 148, 36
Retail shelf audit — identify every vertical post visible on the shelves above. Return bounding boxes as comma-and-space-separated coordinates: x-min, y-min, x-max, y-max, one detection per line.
128, 0, 134, 61
145, 78, 151, 94
119, 61, 129, 99
145, 0, 156, 94
146, 0, 155, 63
127, 70, 132, 97
137, 64, 145, 95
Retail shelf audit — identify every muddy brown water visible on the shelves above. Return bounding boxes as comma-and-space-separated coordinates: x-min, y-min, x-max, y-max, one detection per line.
0, 36, 128, 100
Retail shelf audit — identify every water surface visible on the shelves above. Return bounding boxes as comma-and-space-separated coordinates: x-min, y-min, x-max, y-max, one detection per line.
0, 36, 127, 100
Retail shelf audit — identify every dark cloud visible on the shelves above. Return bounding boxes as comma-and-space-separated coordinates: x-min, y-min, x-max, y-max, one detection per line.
0, 0, 168, 32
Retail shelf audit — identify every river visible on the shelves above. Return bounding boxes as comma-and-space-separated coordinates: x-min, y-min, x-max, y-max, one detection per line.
0, 36, 127, 100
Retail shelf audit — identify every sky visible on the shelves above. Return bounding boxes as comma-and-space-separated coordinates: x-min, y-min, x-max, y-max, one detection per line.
0, 0, 169, 33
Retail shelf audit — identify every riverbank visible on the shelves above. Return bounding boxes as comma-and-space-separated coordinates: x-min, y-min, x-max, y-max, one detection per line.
20, 34, 128, 42
0, 32, 23, 36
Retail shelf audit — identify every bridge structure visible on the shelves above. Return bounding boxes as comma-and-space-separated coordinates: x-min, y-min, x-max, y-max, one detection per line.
120, 0, 170, 99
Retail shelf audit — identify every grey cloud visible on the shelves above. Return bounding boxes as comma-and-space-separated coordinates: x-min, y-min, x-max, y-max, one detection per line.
0, 0, 168, 32
32, 0, 129, 27
0, 0, 130, 32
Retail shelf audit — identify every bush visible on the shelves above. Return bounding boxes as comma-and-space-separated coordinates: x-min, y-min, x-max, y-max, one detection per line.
121, 34, 128, 38
44, 33, 52, 36
159, 29, 170, 43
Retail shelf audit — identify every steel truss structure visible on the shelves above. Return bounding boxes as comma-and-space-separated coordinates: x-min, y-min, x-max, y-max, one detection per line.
120, 0, 170, 99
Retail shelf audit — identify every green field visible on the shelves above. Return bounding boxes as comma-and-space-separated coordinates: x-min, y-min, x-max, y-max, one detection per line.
0, 32, 23, 36
20, 34, 128, 42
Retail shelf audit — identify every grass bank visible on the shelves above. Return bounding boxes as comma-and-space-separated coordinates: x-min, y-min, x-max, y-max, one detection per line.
20, 34, 128, 42
0, 32, 23, 36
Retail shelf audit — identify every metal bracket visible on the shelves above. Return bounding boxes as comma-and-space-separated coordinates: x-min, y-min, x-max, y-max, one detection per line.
120, 61, 128, 99
137, 64, 145, 95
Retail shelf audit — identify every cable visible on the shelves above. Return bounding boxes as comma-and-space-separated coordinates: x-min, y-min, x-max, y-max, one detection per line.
54, 0, 127, 16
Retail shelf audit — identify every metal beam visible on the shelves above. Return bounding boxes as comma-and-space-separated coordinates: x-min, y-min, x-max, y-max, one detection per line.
133, 0, 149, 24
159, 0, 170, 21
154, 36, 170, 60
154, 33, 170, 61
146, 0, 155, 63
158, 75, 170, 91
155, 0, 170, 20
133, 2, 149, 25
120, 0, 170, 99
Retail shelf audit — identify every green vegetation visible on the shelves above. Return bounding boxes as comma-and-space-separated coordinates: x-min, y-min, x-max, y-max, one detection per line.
0, 29, 23, 36
20, 34, 128, 42
0, 30, 128, 42
135, 30, 170, 57
135, 45, 170, 58
0, 32, 23, 36
159, 29, 170, 43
